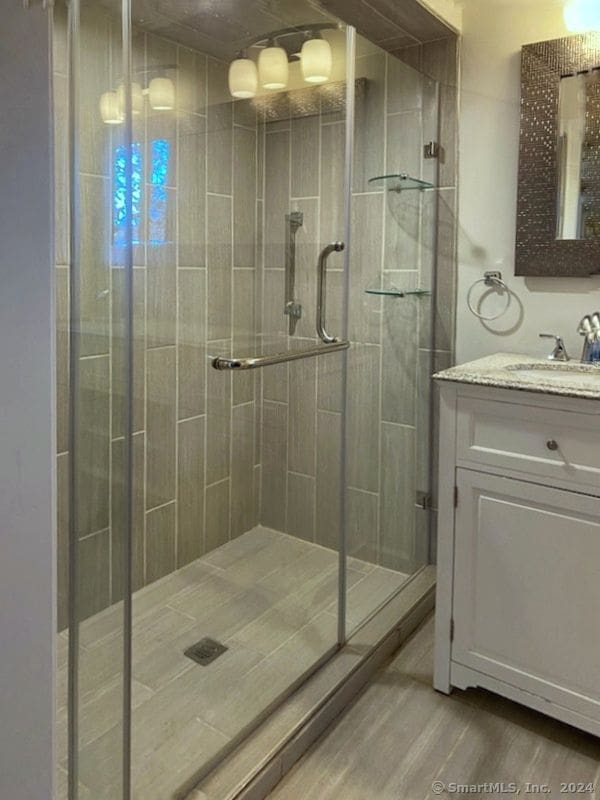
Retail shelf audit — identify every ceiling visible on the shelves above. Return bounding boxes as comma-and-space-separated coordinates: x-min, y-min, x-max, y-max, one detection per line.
88, 0, 455, 60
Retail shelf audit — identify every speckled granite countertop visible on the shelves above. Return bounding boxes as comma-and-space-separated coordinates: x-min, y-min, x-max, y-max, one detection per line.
434, 352, 600, 401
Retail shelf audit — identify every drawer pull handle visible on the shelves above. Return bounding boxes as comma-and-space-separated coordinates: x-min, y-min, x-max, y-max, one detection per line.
546, 439, 559, 451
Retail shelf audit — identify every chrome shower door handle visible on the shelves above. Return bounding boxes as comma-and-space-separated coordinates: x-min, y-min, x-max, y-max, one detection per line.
317, 241, 344, 343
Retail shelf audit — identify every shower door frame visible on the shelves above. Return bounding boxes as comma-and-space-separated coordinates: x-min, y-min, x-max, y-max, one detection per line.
65, 0, 357, 795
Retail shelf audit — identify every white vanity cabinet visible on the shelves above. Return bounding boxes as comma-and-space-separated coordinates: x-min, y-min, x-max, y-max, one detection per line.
434, 379, 600, 737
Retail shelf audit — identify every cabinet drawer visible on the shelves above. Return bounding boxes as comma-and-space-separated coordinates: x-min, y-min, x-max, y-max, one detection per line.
456, 396, 600, 491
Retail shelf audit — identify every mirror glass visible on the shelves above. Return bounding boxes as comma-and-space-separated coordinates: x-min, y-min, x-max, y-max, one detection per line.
557, 69, 600, 239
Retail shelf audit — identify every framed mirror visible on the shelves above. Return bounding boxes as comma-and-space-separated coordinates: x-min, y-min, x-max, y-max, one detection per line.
516, 32, 600, 276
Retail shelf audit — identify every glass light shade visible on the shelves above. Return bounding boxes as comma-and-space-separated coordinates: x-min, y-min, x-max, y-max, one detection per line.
258, 46, 289, 90
301, 38, 332, 84
228, 57, 258, 99
116, 82, 144, 116
100, 91, 123, 124
564, 0, 600, 31
149, 77, 175, 111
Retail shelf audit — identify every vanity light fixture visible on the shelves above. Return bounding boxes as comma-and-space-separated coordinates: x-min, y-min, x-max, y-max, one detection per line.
564, 0, 600, 32
228, 53, 258, 98
100, 73, 176, 124
148, 77, 175, 111
258, 43, 289, 90
228, 23, 338, 98
100, 91, 123, 125
300, 36, 332, 84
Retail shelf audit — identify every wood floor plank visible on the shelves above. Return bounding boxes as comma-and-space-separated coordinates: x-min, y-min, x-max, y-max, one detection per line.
267, 618, 600, 800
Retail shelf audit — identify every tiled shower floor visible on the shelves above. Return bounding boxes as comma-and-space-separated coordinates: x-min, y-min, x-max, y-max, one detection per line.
56, 526, 408, 800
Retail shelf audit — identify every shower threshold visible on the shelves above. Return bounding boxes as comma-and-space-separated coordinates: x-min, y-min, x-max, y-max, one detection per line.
56, 527, 411, 800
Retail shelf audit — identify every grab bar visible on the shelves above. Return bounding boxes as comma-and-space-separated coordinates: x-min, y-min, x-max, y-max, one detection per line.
212, 340, 350, 370
317, 242, 344, 343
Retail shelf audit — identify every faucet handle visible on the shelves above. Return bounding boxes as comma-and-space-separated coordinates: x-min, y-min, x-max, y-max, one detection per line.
539, 333, 570, 361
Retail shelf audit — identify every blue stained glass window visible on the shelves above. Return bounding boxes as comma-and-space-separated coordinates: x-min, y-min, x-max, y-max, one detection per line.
112, 138, 171, 251
149, 139, 170, 245
113, 142, 143, 247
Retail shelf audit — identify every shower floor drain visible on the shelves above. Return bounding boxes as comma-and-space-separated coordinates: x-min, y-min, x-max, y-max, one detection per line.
184, 637, 228, 666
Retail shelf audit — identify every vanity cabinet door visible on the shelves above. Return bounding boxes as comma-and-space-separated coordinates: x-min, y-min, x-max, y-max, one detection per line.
452, 469, 600, 719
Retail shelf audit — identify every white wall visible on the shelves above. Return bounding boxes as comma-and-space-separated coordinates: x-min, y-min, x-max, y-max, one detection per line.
0, 5, 55, 800
457, 0, 600, 363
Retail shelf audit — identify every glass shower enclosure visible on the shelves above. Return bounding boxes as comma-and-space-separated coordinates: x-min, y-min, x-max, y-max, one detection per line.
54, 1, 440, 797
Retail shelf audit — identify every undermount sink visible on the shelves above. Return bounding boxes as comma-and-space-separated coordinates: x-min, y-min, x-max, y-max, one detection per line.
506, 361, 600, 384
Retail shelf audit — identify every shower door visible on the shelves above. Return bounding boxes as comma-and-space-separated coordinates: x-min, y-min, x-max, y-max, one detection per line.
63, 0, 355, 797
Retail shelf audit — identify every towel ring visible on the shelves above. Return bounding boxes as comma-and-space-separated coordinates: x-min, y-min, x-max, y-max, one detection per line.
467, 271, 511, 321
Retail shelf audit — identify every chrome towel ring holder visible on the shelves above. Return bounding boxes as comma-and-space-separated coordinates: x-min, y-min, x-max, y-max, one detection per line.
467, 270, 511, 321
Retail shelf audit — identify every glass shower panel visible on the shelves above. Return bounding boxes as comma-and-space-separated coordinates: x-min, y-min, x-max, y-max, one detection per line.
344, 37, 440, 635
121, 2, 352, 797
60, 0, 131, 797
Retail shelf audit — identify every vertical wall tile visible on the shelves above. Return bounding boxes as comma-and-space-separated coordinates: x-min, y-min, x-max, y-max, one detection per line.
261, 401, 287, 531
178, 47, 207, 115
112, 268, 145, 437
207, 194, 232, 341
233, 269, 255, 406
57, 453, 69, 630
353, 52, 386, 192
234, 126, 257, 268
56, 268, 69, 455
54, 73, 69, 266
78, 530, 111, 620
315, 411, 342, 551
292, 198, 320, 341
347, 487, 378, 564
430, 188, 457, 353
207, 58, 233, 195
80, 175, 110, 357
262, 269, 288, 404
288, 358, 316, 476
387, 56, 423, 113
347, 344, 380, 493
178, 269, 206, 420
320, 122, 346, 244
111, 433, 145, 601
264, 130, 290, 268
317, 350, 344, 414
291, 116, 320, 198
79, 8, 110, 177
380, 421, 416, 572
146, 502, 176, 584
206, 340, 231, 486
77, 355, 110, 537
205, 478, 230, 552
146, 346, 177, 509
177, 416, 206, 566
287, 473, 316, 543
147, 187, 177, 348
179, 112, 206, 267
231, 403, 256, 539
382, 270, 418, 426
349, 193, 384, 344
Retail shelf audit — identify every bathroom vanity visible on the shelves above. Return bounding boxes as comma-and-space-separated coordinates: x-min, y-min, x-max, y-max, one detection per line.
433, 353, 600, 737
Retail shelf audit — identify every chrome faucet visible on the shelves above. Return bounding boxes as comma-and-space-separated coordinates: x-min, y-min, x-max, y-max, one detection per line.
539, 333, 570, 361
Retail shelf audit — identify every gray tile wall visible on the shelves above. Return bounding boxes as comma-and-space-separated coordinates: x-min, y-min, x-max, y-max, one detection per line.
259, 40, 458, 574
55, 9, 458, 627
54, 7, 261, 628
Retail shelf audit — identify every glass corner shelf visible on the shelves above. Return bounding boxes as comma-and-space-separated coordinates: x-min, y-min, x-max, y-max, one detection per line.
365, 286, 431, 298
368, 173, 434, 192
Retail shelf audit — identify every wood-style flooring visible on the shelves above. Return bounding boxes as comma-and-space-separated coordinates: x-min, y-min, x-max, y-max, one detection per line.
56, 526, 408, 800
267, 617, 600, 800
